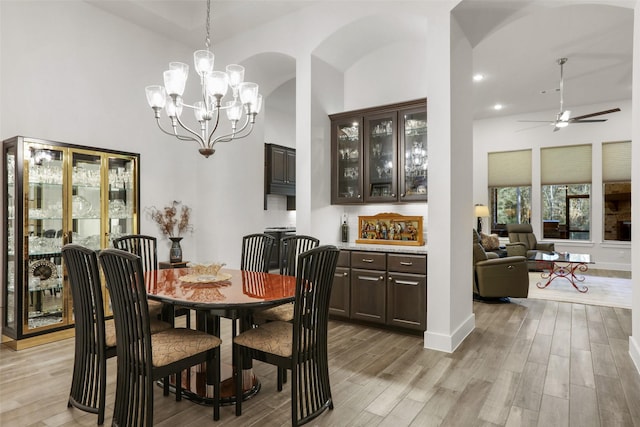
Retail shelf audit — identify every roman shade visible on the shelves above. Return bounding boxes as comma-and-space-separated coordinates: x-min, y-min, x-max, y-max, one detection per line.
602, 141, 631, 182
541, 144, 591, 185
488, 150, 532, 187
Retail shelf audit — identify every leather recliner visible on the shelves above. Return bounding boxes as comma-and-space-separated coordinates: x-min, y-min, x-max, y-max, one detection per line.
505, 223, 555, 270
473, 229, 529, 299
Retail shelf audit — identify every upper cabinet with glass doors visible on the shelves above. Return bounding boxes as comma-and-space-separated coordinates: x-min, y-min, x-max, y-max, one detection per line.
330, 99, 427, 204
2, 136, 139, 348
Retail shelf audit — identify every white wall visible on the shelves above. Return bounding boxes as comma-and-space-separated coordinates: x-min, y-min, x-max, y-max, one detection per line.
0, 1, 200, 260
474, 99, 633, 271
344, 40, 429, 111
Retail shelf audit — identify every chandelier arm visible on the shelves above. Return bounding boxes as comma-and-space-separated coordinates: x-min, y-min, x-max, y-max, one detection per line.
213, 122, 255, 144
173, 112, 206, 148
155, 118, 200, 143
205, 108, 223, 148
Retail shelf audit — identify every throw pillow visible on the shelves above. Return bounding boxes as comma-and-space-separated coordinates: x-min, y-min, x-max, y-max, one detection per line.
480, 232, 500, 250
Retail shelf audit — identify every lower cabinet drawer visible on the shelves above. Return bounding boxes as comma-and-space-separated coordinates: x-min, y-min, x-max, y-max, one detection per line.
387, 254, 426, 274
351, 251, 386, 270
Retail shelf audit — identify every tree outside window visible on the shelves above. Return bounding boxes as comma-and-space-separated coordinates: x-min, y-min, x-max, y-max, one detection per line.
490, 186, 531, 236
541, 183, 590, 240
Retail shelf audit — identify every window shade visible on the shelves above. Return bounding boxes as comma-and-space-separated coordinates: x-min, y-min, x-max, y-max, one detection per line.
602, 141, 631, 182
488, 150, 532, 187
541, 145, 591, 185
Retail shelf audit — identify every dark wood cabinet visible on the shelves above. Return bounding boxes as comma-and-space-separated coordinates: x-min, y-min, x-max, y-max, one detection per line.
350, 268, 386, 324
329, 251, 351, 318
330, 249, 427, 332
265, 143, 295, 196
330, 99, 427, 204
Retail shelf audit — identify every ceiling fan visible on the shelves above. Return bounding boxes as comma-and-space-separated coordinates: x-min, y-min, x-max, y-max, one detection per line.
519, 57, 621, 132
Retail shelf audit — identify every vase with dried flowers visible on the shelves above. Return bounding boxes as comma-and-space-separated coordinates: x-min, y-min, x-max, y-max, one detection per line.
146, 201, 193, 263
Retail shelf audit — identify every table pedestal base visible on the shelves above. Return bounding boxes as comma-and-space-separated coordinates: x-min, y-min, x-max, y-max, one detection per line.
159, 365, 260, 406
536, 261, 589, 293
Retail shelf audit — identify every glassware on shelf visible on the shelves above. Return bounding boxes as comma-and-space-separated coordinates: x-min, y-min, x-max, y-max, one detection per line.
72, 195, 93, 217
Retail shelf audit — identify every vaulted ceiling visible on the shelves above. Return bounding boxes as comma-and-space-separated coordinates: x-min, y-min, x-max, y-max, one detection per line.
86, 0, 634, 120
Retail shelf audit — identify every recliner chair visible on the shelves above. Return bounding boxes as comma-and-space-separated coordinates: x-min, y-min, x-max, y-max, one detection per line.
505, 223, 555, 270
473, 229, 529, 299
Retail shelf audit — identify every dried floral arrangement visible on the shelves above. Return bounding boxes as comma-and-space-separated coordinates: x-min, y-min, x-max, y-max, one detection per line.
146, 200, 193, 237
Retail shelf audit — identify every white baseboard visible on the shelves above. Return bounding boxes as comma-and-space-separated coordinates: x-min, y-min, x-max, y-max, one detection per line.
630, 336, 640, 375
424, 313, 475, 353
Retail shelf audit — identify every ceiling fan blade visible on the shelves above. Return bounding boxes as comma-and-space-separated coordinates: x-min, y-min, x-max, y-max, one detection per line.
559, 110, 571, 121
570, 119, 608, 123
570, 108, 620, 121
517, 120, 555, 123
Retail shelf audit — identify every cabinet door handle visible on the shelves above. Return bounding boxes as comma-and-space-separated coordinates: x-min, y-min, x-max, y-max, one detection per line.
388, 276, 393, 281
343, 272, 348, 277
357, 194, 361, 198
401, 193, 405, 197
391, 193, 396, 197
400, 261, 413, 266
362, 258, 374, 263
379, 275, 384, 280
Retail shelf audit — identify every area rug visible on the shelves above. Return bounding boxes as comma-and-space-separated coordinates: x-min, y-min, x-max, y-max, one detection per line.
527, 272, 632, 309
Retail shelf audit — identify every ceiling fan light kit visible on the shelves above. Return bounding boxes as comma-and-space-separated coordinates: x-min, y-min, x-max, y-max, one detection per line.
518, 57, 620, 131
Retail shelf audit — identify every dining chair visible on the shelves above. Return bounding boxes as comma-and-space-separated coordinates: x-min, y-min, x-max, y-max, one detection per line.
99, 248, 222, 425
113, 234, 190, 328
254, 235, 320, 323
62, 244, 172, 425
240, 233, 276, 273
61, 244, 116, 425
234, 245, 339, 426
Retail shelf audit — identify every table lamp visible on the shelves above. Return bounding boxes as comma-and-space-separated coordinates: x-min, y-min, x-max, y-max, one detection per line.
474, 204, 490, 233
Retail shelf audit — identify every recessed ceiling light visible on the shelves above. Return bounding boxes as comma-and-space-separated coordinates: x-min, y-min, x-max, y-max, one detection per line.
473, 74, 484, 82
493, 104, 503, 110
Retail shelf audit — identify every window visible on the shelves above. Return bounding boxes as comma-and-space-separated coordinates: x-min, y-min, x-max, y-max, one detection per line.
541, 145, 592, 240
541, 184, 591, 240
488, 150, 531, 236
603, 141, 631, 241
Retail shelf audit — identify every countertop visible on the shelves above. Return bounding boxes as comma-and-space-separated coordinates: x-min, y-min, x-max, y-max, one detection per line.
332, 242, 427, 255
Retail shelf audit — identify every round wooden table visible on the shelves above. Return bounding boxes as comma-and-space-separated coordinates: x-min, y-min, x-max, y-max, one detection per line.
145, 267, 296, 404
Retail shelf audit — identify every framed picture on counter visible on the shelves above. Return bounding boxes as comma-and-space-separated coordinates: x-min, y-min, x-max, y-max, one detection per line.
356, 213, 424, 246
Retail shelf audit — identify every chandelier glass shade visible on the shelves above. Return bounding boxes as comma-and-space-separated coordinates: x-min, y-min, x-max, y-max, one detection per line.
145, 0, 261, 158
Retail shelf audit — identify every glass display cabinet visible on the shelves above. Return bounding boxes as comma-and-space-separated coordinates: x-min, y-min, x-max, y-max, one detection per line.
2, 136, 139, 349
331, 117, 363, 204
330, 99, 427, 205
399, 107, 428, 201
364, 112, 398, 203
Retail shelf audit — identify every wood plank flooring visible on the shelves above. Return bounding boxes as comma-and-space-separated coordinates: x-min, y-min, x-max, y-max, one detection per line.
1, 299, 639, 426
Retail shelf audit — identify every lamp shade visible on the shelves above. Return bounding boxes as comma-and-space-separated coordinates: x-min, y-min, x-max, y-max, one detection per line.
474, 204, 490, 217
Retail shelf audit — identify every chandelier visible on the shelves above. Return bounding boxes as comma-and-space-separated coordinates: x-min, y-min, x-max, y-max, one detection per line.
144, 0, 262, 158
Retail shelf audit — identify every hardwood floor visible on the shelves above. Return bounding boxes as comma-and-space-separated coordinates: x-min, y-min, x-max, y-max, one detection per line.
1, 299, 639, 426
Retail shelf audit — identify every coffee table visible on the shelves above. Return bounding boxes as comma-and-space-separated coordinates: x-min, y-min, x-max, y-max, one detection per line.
534, 252, 593, 293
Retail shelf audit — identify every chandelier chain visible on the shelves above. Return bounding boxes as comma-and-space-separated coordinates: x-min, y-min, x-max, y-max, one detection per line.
205, 0, 211, 49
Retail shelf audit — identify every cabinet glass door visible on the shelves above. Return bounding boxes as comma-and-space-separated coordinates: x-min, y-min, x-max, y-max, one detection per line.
364, 112, 397, 202
400, 109, 427, 201
24, 144, 66, 331
5, 147, 16, 332
71, 151, 102, 250
334, 118, 363, 203
107, 156, 137, 243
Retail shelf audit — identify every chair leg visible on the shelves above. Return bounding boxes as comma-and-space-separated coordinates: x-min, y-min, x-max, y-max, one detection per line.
235, 344, 243, 416
163, 375, 170, 396
277, 367, 283, 392
175, 372, 182, 401
212, 347, 220, 421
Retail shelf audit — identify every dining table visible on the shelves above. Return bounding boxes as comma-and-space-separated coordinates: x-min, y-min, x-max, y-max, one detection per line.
145, 266, 297, 405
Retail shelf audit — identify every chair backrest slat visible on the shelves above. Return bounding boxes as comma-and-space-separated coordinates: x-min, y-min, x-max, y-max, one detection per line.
279, 235, 320, 276
113, 234, 158, 274
241, 233, 276, 273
